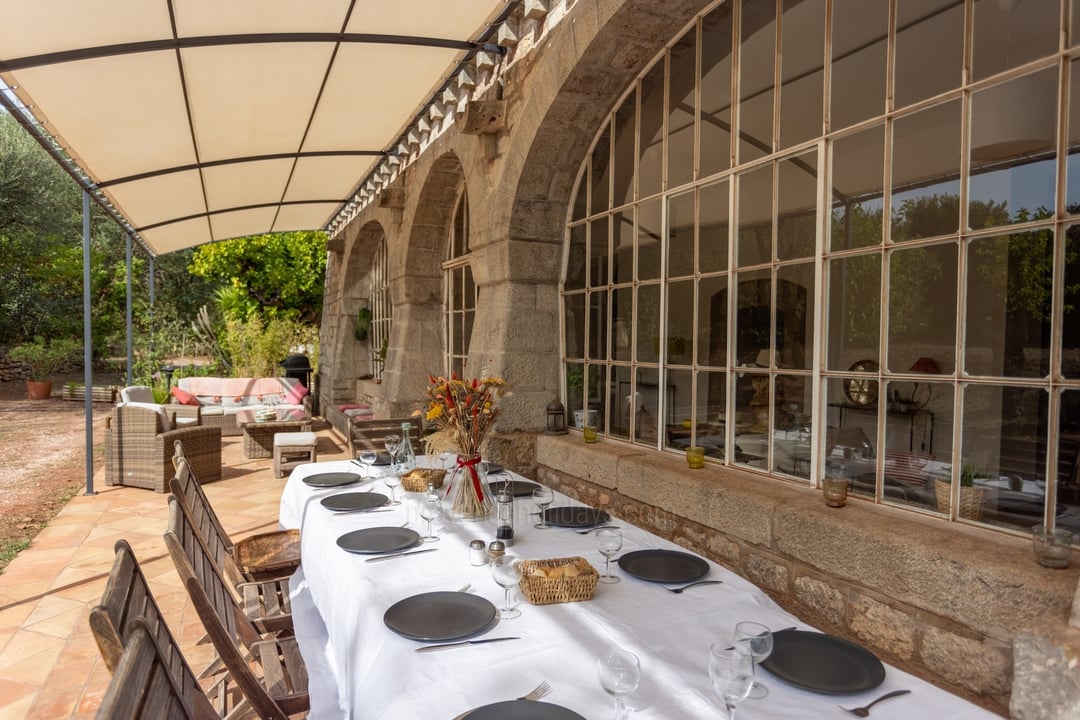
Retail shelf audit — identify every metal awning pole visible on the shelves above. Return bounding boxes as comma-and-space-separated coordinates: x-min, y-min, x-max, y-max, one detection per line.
125, 232, 133, 386
83, 191, 95, 495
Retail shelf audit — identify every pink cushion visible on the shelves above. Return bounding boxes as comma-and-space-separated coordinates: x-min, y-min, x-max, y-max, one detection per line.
170, 386, 199, 406
285, 383, 309, 405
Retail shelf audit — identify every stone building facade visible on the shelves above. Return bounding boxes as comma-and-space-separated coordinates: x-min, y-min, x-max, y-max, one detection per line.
319, 1, 1080, 715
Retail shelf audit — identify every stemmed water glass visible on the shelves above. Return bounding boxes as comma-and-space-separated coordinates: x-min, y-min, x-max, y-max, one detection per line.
383, 435, 402, 505
418, 494, 441, 542
384, 434, 401, 470
733, 622, 773, 698
709, 643, 754, 719
358, 449, 377, 478
532, 486, 554, 528
595, 528, 623, 583
597, 647, 640, 720
491, 555, 522, 619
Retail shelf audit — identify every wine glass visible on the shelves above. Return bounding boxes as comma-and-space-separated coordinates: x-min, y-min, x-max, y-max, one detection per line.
734, 621, 773, 698
597, 647, 640, 720
532, 486, 554, 528
383, 472, 402, 506
418, 494, 441, 542
384, 434, 401, 471
491, 555, 522, 619
595, 528, 623, 583
708, 643, 754, 719
358, 449, 378, 478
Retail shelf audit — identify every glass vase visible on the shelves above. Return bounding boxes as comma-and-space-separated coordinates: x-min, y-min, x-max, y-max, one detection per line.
449, 454, 493, 520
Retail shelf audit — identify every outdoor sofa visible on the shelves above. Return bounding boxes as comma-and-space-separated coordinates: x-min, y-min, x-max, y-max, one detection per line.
169, 376, 311, 436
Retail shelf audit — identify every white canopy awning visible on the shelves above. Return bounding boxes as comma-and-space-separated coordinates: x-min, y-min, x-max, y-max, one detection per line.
0, 0, 508, 255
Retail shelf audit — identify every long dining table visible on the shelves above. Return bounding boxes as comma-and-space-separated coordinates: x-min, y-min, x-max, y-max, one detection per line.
280, 457, 999, 720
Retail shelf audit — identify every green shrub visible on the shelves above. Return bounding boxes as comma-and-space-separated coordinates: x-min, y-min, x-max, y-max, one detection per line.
8, 337, 81, 380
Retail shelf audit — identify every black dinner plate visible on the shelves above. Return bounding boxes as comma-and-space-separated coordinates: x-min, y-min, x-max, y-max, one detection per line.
542, 506, 610, 528
303, 472, 361, 488
336, 527, 421, 555
486, 479, 540, 498
759, 629, 885, 694
460, 700, 586, 720
617, 549, 710, 583
320, 492, 388, 512
384, 591, 497, 642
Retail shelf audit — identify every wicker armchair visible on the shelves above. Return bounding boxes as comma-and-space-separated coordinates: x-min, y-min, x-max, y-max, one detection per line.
104, 404, 221, 492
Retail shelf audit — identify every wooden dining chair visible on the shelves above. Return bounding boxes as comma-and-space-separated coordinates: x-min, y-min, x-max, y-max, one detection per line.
164, 497, 309, 719
89, 542, 240, 719
164, 492, 293, 636
172, 440, 301, 582
348, 415, 423, 456
95, 619, 199, 720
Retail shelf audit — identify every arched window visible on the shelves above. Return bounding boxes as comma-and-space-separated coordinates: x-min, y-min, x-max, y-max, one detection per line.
444, 188, 476, 377
369, 239, 390, 379
562, 0, 1080, 541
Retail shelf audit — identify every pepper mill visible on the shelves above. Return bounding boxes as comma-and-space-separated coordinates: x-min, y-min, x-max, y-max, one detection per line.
495, 491, 514, 547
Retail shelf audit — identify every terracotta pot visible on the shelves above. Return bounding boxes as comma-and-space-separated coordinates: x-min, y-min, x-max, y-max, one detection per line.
26, 380, 53, 400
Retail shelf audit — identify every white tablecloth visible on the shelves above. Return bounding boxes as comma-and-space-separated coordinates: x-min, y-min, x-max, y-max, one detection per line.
281, 459, 997, 720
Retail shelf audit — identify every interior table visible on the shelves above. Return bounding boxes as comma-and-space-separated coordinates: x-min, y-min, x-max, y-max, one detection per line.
236, 408, 311, 458
280, 458, 999, 720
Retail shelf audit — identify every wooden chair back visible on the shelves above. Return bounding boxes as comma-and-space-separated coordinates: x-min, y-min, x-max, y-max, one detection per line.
165, 497, 302, 720
89, 540, 200, 687
349, 415, 423, 456
95, 619, 194, 720
90, 540, 237, 719
173, 441, 300, 582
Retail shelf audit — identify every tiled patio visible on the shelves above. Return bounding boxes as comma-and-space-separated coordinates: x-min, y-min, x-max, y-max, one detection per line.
0, 420, 349, 719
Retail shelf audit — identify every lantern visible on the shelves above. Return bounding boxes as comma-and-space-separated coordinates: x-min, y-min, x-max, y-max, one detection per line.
545, 399, 567, 435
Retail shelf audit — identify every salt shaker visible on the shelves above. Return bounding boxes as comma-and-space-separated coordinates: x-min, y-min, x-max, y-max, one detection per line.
469, 539, 488, 566
495, 490, 514, 546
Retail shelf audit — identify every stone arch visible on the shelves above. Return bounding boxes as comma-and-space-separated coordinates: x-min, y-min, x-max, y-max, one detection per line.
380, 152, 467, 410
322, 219, 387, 409
471, 0, 714, 431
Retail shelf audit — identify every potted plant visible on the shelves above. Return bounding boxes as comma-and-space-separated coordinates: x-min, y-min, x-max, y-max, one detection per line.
935, 461, 989, 520
566, 364, 601, 428
355, 307, 372, 341
8, 337, 81, 400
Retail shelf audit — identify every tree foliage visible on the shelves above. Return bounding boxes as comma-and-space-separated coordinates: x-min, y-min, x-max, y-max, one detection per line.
189, 231, 327, 324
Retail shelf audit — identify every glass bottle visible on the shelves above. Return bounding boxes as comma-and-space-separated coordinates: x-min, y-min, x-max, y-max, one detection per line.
495, 490, 514, 546
397, 421, 416, 474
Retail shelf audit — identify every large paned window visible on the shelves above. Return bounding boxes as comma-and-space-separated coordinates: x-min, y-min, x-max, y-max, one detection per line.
561, 0, 1080, 543
445, 189, 476, 377
370, 240, 391, 380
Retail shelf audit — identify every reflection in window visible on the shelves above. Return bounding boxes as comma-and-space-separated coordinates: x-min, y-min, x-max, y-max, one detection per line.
888, 243, 957, 374
445, 191, 474, 377
369, 239, 391, 380
891, 101, 961, 242
560, 0, 1078, 543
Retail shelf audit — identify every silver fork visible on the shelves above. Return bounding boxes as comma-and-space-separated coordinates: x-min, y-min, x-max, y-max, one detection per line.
663, 579, 724, 593
573, 524, 619, 534
518, 681, 552, 701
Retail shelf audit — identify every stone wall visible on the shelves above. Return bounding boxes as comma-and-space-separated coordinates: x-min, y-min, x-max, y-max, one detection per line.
533, 433, 1080, 716
0, 349, 30, 382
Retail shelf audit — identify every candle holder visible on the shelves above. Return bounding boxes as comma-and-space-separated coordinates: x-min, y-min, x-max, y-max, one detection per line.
1032, 525, 1074, 569
822, 477, 850, 508
582, 425, 598, 443
686, 446, 705, 469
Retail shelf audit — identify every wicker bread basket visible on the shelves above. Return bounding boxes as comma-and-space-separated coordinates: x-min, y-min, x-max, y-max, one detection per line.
401, 467, 446, 493
518, 556, 598, 605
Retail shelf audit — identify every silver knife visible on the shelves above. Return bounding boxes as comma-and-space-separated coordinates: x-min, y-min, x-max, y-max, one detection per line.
365, 547, 439, 563
415, 636, 521, 653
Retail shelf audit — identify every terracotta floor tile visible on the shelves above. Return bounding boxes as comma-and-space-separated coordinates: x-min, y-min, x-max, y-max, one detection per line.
0, 693, 35, 720
0, 422, 347, 717
0, 678, 34, 710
